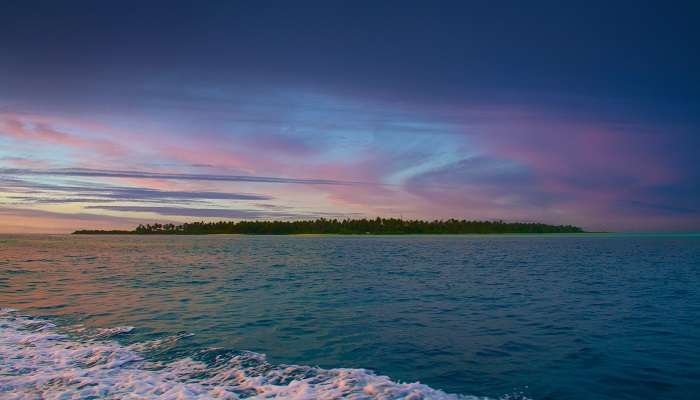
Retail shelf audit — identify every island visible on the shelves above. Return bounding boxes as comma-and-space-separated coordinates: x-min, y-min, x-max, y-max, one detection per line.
74, 218, 584, 235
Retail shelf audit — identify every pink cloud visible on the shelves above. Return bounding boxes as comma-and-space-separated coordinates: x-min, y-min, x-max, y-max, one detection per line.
0, 115, 124, 156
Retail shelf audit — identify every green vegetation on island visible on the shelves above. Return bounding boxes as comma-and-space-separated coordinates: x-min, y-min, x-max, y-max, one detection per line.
74, 218, 584, 235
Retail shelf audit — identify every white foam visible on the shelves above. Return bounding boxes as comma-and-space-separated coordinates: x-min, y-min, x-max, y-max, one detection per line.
0, 310, 499, 399
128, 332, 195, 353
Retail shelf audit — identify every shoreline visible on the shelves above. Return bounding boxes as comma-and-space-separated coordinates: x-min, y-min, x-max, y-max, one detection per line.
72, 218, 585, 235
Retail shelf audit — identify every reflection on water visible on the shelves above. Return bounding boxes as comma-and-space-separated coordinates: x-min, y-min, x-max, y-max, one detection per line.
2, 234, 700, 399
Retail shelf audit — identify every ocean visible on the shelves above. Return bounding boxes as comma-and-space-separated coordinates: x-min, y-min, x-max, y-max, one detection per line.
1, 234, 699, 399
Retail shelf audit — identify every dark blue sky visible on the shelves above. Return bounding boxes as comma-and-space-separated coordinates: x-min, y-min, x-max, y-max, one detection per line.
1, 1, 699, 232
3, 1, 698, 98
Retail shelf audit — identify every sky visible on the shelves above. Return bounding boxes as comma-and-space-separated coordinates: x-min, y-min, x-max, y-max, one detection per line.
1, 0, 699, 233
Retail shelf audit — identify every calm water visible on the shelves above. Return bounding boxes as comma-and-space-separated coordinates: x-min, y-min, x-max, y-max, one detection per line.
1, 234, 700, 399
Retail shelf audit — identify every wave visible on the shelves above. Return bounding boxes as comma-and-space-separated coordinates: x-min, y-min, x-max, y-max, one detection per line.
0, 309, 519, 400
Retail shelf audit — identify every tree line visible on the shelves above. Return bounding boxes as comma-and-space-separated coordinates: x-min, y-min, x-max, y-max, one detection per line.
74, 218, 583, 235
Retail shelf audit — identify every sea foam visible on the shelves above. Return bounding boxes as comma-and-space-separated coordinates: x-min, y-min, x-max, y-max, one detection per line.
0, 309, 497, 400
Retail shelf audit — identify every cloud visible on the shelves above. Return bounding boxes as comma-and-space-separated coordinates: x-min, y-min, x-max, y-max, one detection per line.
0, 176, 273, 204
84, 205, 356, 219
409, 156, 534, 188
0, 116, 124, 156
5, 197, 117, 204
1, 167, 354, 185
99, 187, 271, 201
405, 156, 549, 210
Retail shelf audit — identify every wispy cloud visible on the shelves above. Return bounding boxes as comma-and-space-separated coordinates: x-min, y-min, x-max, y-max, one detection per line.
0, 116, 124, 156
0, 176, 273, 204
6, 197, 117, 204
85, 205, 357, 219
1, 168, 354, 185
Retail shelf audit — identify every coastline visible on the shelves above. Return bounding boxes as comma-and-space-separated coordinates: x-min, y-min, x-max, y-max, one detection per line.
72, 218, 585, 235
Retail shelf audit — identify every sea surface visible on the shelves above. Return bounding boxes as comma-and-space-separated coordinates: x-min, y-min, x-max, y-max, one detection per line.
1, 234, 699, 399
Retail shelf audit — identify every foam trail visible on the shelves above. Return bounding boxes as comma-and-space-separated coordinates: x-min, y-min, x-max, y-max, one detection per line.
0, 309, 503, 399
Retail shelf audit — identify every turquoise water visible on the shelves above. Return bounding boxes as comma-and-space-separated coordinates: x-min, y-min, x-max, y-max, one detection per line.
1, 234, 699, 399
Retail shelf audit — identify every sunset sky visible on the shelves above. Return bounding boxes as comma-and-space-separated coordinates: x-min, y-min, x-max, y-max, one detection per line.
1, 1, 699, 233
